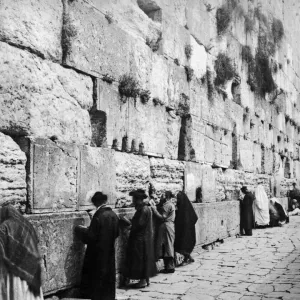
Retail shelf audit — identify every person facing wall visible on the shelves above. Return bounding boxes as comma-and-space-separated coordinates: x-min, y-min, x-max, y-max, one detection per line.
151, 191, 176, 273
240, 186, 255, 236
121, 189, 156, 288
253, 185, 270, 228
0, 205, 43, 300
75, 191, 119, 300
174, 192, 198, 265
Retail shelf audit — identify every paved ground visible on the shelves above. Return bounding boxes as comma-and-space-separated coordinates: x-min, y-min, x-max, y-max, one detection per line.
116, 216, 300, 300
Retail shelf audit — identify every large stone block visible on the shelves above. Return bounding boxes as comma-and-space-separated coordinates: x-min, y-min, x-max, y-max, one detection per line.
78, 146, 116, 208
27, 212, 90, 295
0, 133, 27, 207
0, 42, 93, 144
115, 152, 151, 207
184, 162, 202, 202
201, 165, 216, 202
0, 0, 63, 62
194, 201, 240, 246
239, 138, 254, 172
18, 138, 80, 213
150, 157, 185, 199
190, 36, 207, 79
17, 138, 117, 212
65, 0, 131, 78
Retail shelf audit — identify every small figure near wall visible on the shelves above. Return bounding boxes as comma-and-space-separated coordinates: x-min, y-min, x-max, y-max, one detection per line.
151, 191, 176, 273
120, 189, 156, 288
174, 192, 198, 265
239, 186, 255, 236
0, 205, 44, 300
75, 192, 119, 300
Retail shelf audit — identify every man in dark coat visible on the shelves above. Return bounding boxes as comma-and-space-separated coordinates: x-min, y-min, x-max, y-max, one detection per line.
75, 192, 119, 300
174, 192, 198, 265
240, 186, 254, 236
121, 189, 156, 288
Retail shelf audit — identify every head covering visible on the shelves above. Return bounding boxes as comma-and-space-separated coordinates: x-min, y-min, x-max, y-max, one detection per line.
91, 191, 108, 203
0, 205, 41, 295
174, 192, 198, 254
165, 191, 174, 199
129, 189, 148, 200
241, 186, 248, 194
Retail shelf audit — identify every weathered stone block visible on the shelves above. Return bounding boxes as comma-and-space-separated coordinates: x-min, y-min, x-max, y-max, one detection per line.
190, 36, 207, 79
115, 152, 150, 207
65, 0, 131, 78
184, 162, 202, 202
18, 138, 80, 213
239, 138, 254, 172
27, 212, 90, 295
201, 165, 216, 202
0, 42, 93, 144
161, 14, 190, 64
0, 0, 63, 62
78, 147, 116, 208
0, 133, 27, 207
150, 157, 185, 199
194, 201, 240, 246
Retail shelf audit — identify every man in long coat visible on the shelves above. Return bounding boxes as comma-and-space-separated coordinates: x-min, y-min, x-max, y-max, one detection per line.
240, 186, 254, 236
122, 189, 156, 288
152, 191, 176, 273
75, 192, 119, 300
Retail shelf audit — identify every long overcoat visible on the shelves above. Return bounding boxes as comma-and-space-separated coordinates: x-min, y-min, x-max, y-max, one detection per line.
80, 206, 119, 300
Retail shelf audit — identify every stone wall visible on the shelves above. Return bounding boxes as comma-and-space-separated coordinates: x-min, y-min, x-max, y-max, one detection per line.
1, 0, 300, 296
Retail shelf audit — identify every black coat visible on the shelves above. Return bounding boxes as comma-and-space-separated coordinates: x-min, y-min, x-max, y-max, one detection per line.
240, 192, 254, 231
124, 204, 156, 280
174, 192, 198, 254
79, 206, 119, 300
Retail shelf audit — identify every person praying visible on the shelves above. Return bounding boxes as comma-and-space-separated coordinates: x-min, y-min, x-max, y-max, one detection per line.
0, 205, 43, 300
253, 185, 270, 228
174, 191, 198, 266
75, 191, 119, 300
240, 186, 255, 236
151, 191, 176, 273
121, 189, 156, 288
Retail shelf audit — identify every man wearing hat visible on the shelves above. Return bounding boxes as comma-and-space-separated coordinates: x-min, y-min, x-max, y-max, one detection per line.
121, 189, 156, 288
240, 186, 255, 236
75, 191, 119, 300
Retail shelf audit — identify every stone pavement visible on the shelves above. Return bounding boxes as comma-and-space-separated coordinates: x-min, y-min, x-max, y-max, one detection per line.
116, 217, 300, 300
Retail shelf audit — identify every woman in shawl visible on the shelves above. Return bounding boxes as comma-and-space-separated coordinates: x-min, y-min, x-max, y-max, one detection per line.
269, 198, 289, 226
254, 185, 270, 228
0, 205, 43, 300
121, 189, 156, 288
174, 192, 198, 266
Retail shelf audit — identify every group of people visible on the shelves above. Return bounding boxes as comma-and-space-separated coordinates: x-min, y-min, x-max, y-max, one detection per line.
239, 183, 298, 236
75, 189, 198, 300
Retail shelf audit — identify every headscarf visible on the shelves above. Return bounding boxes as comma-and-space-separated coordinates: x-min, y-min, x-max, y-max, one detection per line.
0, 205, 42, 295
174, 192, 198, 254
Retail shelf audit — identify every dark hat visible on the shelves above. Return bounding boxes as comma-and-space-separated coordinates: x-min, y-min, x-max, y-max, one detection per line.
165, 190, 174, 199
241, 186, 248, 193
91, 191, 108, 203
129, 189, 148, 200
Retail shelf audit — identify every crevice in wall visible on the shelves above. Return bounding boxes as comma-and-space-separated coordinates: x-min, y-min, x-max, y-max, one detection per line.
178, 115, 195, 162
137, 0, 162, 23
90, 110, 107, 147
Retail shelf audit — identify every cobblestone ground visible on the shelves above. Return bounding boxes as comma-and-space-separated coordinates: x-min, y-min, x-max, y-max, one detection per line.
116, 217, 300, 300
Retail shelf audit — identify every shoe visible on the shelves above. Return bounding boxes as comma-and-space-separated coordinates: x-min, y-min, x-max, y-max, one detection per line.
131, 282, 147, 289
162, 269, 175, 273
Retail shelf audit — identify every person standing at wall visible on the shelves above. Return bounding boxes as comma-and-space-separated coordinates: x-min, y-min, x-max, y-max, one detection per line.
0, 205, 43, 300
174, 191, 198, 266
75, 192, 119, 300
253, 185, 270, 228
121, 189, 156, 288
151, 191, 176, 273
240, 186, 255, 236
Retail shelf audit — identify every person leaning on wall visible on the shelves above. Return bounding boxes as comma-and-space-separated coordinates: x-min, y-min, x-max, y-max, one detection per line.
75, 192, 119, 300
239, 186, 255, 236
0, 204, 44, 300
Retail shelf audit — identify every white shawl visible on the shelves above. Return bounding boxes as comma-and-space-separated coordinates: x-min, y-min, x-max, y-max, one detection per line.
254, 185, 270, 226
